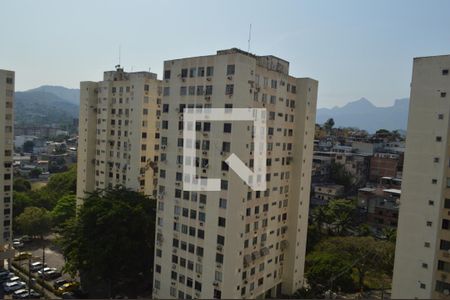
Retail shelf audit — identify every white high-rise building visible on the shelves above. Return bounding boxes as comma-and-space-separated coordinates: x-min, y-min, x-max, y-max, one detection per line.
77, 67, 161, 204
0, 69, 14, 252
392, 55, 450, 298
153, 48, 317, 299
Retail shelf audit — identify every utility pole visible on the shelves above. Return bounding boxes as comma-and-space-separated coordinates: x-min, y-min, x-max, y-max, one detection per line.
28, 256, 31, 295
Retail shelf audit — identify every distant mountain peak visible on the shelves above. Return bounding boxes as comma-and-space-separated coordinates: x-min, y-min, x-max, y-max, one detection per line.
25, 85, 80, 105
316, 97, 409, 133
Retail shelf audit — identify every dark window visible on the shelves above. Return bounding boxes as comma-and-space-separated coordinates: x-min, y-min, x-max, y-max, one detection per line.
227, 64, 235, 75
181, 68, 188, 78
224, 123, 232, 133
164, 70, 171, 79
218, 217, 226, 227
216, 253, 224, 264
443, 69, 449, 76
445, 199, 450, 209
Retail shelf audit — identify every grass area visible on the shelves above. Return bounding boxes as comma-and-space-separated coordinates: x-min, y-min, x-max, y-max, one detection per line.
31, 181, 47, 191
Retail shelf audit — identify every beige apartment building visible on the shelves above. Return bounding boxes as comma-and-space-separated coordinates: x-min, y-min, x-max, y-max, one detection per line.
0, 70, 14, 253
392, 55, 450, 298
77, 67, 161, 204
153, 48, 317, 299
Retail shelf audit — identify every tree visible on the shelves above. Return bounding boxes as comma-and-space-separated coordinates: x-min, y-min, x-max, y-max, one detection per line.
59, 187, 156, 297
23, 140, 35, 153
330, 162, 354, 192
306, 250, 355, 293
29, 167, 42, 179
13, 191, 35, 219
314, 236, 395, 290
325, 199, 357, 235
13, 178, 31, 192
51, 194, 76, 228
324, 118, 335, 133
16, 207, 52, 238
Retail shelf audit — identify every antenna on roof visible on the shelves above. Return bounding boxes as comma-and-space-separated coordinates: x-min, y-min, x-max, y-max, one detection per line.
115, 45, 122, 70
119, 45, 122, 66
247, 24, 252, 53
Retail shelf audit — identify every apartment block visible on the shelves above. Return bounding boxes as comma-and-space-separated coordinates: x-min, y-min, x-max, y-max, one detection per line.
77, 67, 161, 204
392, 55, 450, 298
0, 70, 14, 250
153, 48, 317, 299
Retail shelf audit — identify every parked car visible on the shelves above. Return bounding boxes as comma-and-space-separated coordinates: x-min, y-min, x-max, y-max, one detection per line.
43, 270, 61, 280
8, 276, 20, 283
13, 289, 40, 299
38, 267, 61, 280
0, 269, 11, 282
62, 292, 76, 299
56, 282, 79, 296
53, 278, 69, 289
20, 235, 32, 243
12, 289, 28, 299
4, 281, 26, 293
12, 239, 24, 248
14, 252, 32, 261
30, 262, 46, 272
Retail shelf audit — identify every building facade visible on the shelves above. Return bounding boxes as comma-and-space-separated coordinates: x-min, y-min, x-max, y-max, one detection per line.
77, 67, 161, 204
153, 48, 317, 299
0, 69, 14, 252
392, 55, 450, 298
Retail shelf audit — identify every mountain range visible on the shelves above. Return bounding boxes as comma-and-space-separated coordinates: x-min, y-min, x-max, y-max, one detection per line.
316, 97, 409, 133
15, 86, 79, 126
14, 85, 409, 133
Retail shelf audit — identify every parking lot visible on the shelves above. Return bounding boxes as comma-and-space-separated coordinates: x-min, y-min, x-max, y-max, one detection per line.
1, 235, 79, 299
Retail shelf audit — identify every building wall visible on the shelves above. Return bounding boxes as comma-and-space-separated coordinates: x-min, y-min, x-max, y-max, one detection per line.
76, 68, 161, 205
0, 69, 14, 249
392, 55, 450, 298
153, 49, 317, 299
369, 155, 399, 181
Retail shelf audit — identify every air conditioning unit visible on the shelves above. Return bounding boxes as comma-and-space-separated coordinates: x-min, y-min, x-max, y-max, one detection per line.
199, 205, 205, 210
217, 245, 223, 251
172, 264, 177, 270
174, 216, 179, 220
227, 76, 233, 80
207, 77, 211, 81
172, 248, 177, 253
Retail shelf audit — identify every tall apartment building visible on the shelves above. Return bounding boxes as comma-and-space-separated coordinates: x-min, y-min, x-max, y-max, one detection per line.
392, 55, 450, 298
153, 48, 317, 299
77, 67, 161, 204
0, 70, 14, 251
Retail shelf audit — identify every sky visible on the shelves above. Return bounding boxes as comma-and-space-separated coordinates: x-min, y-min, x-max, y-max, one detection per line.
1, 0, 450, 108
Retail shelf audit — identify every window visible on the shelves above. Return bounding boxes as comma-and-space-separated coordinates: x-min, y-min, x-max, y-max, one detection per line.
207, 66, 214, 76
224, 123, 232, 133
205, 85, 213, 95
443, 69, 449, 76
218, 217, 226, 227
198, 67, 205, 77
217, 235, 225, 245
221, 180, 228, 190
216, 253, 224, 264
180, 86, 187, 96
227, 64, 235, 75
225, 84, 234, 95
436, 136, 442, 142
222, 142, 231, 152
181, 68, 188, 78
446, 199, 450, 209
190, 67, 197, 78
215, 271, 223, 282
163, 87, 170, 96
6, 77, 13, 84
219, 198, 227, 209
447, 178, 450, 187
441, 239, 450, 250
441, 92, 447, 98
164, 70, 171, 79
443, 219, 450, 230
